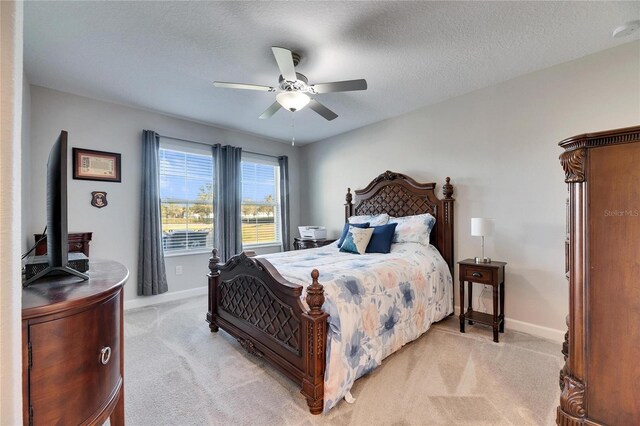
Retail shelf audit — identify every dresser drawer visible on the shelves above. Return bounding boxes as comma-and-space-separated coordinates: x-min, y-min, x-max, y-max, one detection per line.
460, 264, 495, 284
28, 292, 121, 425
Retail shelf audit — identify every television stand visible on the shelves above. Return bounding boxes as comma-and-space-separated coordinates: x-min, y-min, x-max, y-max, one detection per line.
22, 259, 128, 425
23, 252, 89, 287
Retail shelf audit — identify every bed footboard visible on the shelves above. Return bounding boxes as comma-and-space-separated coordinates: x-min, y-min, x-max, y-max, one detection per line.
206, 249, 328, 414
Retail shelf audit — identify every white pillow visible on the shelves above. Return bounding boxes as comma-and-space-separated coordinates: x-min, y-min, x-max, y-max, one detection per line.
339, 226, 374, 255
388, 213, 436, 245
349, 213, 390, 226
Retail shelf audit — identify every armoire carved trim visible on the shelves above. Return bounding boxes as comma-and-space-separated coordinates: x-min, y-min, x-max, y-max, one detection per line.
560, 376, 586, 418
558, 126, 640, 152
559, 148, 586, 183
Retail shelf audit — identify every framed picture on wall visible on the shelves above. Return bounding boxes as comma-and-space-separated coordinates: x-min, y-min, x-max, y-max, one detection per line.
73, 148, 122, 182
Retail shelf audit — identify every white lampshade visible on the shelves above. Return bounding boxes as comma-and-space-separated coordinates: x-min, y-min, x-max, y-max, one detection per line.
471, 218, 494, 237
276, 91, 310, 112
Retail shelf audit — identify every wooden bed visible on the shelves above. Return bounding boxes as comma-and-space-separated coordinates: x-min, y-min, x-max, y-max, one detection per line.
206, 171, 454, 414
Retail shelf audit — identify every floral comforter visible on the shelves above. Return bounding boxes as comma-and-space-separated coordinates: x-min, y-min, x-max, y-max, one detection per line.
261, 242, 453, 412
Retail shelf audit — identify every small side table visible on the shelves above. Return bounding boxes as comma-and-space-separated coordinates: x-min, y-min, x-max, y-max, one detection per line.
293, 238, 336, 250
458, 259, 507, 342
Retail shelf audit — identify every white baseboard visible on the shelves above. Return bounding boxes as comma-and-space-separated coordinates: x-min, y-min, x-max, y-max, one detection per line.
454, 305, 564, 343
505, 317, 565, 343
124, 286, 207, 311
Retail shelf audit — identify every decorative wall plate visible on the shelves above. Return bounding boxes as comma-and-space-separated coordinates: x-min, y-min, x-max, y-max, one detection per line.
91, 191, 108, 208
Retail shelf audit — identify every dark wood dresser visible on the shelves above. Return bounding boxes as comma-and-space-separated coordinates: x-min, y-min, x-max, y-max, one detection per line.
558, 125, 640, 425
34, 232, 92, 257
22, 259, 129, 426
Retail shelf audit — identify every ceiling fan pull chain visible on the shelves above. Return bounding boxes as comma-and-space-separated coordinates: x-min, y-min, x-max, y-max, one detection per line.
291, 113, 296, 146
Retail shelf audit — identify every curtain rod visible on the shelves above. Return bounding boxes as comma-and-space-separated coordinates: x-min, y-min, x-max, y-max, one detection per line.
156, 133, 281, 159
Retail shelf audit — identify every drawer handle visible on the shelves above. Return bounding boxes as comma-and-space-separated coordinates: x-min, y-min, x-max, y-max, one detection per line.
100, 346, 111, 365
472, 272, 482, 278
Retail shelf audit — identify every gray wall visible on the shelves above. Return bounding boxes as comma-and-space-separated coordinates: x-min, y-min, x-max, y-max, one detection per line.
300, 41, 640, 338
28, 86, 301, 302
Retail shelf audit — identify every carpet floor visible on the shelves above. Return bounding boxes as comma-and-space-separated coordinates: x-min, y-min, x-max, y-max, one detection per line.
123, 297, 562, 425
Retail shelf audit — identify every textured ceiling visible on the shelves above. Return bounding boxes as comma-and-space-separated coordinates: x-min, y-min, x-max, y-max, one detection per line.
24, 1, 640, 144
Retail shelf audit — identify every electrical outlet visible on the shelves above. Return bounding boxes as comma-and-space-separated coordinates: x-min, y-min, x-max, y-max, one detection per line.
482, 285, 490, 313
175, 265, 183, 275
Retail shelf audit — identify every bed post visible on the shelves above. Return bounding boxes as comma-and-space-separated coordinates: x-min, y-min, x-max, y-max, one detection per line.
344, 188, 353, 222
206, 248, 220, 332
441, 177, 454, 273
301, 269, 329, 415
441, 177, 455, 313
442, 176, 455, 268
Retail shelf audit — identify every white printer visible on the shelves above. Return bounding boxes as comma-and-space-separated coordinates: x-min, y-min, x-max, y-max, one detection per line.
298, 226, 327, 240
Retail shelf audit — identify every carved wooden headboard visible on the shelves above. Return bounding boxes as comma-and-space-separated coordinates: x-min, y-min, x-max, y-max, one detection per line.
344, 171, 455, 271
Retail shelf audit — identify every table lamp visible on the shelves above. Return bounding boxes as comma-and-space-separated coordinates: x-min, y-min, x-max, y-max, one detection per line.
471, 218, 493, 264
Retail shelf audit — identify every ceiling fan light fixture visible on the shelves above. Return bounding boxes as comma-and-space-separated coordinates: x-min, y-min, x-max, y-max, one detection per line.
276, 91, 310, 112
612, 20, 640, 38
213, 47, 365, 120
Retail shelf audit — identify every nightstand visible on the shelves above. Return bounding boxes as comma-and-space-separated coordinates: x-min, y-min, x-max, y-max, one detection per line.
293, 238, 336, 250
458, 259, 507, 342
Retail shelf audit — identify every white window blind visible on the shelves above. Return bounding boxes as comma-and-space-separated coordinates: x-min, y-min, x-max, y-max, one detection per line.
241, 154, 281, 247
159, 142, 214, 253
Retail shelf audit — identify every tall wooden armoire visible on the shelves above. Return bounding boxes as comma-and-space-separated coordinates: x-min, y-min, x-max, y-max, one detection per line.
558, 125, 640, 425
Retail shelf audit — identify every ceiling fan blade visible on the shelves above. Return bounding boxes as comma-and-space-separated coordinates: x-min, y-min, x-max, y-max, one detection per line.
271, 47, 298, 82
213, 81, 275, 92
308, 99, 338, 121
259, 102, 282, 119
310, 79, 367, 94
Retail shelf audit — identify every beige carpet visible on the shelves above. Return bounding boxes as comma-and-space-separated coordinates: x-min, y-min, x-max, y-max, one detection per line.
124, 297, 562, 425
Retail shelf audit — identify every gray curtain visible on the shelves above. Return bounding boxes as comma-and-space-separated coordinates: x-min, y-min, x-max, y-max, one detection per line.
278, 156, 291, 251
138, 130, 168, 295
213, 144, 243, 262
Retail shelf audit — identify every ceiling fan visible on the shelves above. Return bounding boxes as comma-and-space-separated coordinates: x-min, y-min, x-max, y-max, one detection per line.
213, 47, 367, 121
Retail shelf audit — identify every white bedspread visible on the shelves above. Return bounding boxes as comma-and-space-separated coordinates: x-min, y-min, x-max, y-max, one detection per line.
261, 242, 453, 412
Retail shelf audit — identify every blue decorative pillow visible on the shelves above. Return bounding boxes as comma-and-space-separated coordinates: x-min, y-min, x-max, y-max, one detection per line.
365, 223, 399, 254
337, 222, 370, 248
340, 226, 374, 255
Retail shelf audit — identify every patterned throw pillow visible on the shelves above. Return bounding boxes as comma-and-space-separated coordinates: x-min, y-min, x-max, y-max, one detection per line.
337, 222, 370, 248
349, 213, 390, 227
339, 226, 374, 255
388, 213, 436, 245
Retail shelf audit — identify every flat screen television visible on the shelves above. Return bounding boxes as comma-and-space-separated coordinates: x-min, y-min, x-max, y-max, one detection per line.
23, 130, 89, 286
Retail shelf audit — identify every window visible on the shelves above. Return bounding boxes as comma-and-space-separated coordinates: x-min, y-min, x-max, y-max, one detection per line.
159, 142, 214, 253
241, 155, 281, 247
